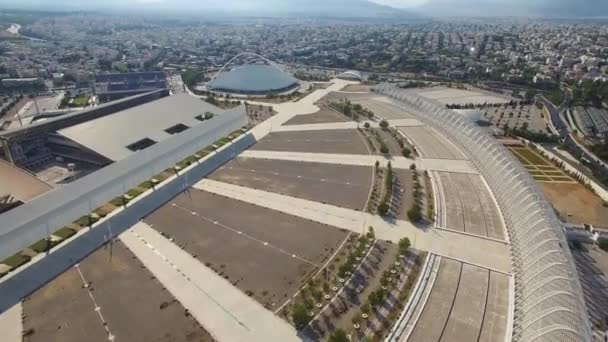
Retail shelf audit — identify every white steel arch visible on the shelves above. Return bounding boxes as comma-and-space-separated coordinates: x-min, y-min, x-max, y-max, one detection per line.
373, 84, 592, 342
209, 52, 288, 84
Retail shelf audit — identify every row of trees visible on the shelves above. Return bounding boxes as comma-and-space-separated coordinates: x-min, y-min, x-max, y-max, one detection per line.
0, 94, 23, 117
407, 164, 423, 222
571, 79, 608, 107
377, 162, 393, 216
446, 99, 534, 110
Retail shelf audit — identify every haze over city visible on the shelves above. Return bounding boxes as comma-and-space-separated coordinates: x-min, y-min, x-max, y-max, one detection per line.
0, 1, 607, 342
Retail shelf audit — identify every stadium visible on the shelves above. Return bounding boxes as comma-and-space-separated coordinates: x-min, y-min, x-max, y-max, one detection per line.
205, 53, 300, 97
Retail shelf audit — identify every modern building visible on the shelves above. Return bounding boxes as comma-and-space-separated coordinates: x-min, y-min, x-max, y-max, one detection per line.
57, 93, 246, 161
206, 64, 299, 97
95, 72, 167, 102
336, 70, 363, 82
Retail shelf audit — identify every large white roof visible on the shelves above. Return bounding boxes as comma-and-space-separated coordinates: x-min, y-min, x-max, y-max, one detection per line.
58, 93, 237, 161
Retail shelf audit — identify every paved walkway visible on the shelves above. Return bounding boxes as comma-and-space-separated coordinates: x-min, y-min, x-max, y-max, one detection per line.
239, 150, 478, 174
0, 302, 22, 342
194, 179, 511, 273
273, 119, 424, 132
120, 222, 300, 342
247, 79, 358, 141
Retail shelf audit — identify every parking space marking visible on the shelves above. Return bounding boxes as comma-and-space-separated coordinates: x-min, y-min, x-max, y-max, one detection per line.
170, 202, 319, 267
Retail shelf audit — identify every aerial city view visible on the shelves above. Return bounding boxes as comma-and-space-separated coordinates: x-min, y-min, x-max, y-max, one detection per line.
0, 0, 608, 341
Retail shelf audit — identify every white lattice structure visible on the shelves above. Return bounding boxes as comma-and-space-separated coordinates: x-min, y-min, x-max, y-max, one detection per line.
373, 84, 592, 342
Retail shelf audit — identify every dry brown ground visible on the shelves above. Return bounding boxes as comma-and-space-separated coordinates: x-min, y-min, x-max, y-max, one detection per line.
540, 182, 608, 227
340, 84, 371, 92
144, 190, 348, 309
210, 158, 373, 211
23, 241, 213, 342
283, 108, 351, 125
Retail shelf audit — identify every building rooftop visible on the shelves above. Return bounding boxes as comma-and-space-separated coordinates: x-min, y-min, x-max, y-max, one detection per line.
58, 93, 240, 161
0, 159, 52, 202
208, 65, 298, 94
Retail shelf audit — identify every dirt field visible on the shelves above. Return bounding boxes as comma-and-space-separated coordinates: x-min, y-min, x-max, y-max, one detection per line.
250, 129, 370, 155
540, 183, 608, 227
283, 108, 351, 126
416, 87, 510, 106
209, 158, 373, 210
340, 84, 371, 92
144, 190, 348, 309
22, 241, 212, 342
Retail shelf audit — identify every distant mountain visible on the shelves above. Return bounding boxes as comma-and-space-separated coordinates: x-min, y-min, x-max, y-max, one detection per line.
415, 0, 608, 17
1, 0, 418, 19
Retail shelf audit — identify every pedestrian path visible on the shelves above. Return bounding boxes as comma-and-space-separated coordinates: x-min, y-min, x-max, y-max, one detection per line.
120, 222, 300, 342
0, 302, 21, 342
194, 179, 511, 273
273, 119, 424, 132
238, 150, 479, 174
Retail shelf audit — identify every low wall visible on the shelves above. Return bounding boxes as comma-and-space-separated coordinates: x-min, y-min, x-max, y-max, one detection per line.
0, 133, 256, 313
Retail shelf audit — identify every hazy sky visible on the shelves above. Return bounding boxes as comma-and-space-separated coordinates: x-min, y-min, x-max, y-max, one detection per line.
1, 0, 607, 17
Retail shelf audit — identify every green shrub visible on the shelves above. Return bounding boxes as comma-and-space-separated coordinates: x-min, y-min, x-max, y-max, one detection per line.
2, 252, 31, 270
74, 216, 90, 227
402, 147, 412, 158
29, 239, 58, 253
407, 206, 422, 222
379, 120, 389, 129
377, 201, 390, 216
379, 143, 389, 154
54, 227, 76, 240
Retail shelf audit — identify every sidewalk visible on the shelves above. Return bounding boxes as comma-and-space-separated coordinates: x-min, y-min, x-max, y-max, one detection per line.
273, 119, 423, 132
120, 222, 300, 342
0, 303, 21, 342
239, 150, 478, 174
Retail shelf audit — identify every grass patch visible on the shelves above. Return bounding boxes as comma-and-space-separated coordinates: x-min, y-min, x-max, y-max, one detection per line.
54, 227, 77, 240
528, 170, 544, 176
74, 215, 91, 227
537, 165, 557, 170
29, 239, 59, 253
512, 147, 550, 166
126, 188, 144, 198
71, 96, 89, 106
215, 137, 231, 147
110, 197, 126, 207
2, 252, 31, 270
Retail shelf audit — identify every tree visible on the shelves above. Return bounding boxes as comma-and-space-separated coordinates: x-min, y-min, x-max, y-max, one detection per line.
291, 303, 310, 330
379, 120, 389, 129
328, 329, 349, 342
402, 147, 412, 158
398, 238, 411, 254
379, 143, 389, 154
377, 201, 390, 216
407, 206, 422, 222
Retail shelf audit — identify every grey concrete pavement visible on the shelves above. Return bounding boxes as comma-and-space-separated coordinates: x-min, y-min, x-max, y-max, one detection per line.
239, 150, 479, 174
272, 119, 423, 132
195, 179, 511, 273
0, 302, 22, 342
120, 222, 300, 342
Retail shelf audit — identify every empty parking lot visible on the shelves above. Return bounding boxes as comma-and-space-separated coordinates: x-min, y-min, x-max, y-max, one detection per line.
353, 98, 417, 120
22, 241, 212, 342
144, 189, 348, 309
399, 126, 467, 160
407, 258, 510, 342
209, 158, 373, 210
436, 172, 505, 240
283, 108, 351, 125
250, 129, 370, 155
